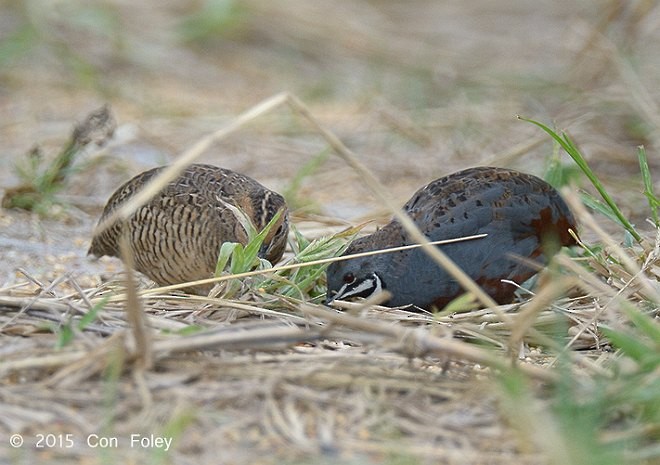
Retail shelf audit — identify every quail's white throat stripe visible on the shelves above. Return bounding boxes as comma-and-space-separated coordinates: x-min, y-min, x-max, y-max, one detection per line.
331, 273, 383, 302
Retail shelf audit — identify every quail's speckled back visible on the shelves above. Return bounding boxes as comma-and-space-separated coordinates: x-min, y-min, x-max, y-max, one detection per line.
326, 167, 576, 310
89, 164, 289, 292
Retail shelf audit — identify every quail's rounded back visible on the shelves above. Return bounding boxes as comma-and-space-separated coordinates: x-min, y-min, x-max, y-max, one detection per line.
89, 164, 289, 292
326, 167, 576, 310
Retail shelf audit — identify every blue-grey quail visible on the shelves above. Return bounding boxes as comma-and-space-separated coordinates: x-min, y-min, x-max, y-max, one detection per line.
89, 163, 288, 293
326, 167, 576, 310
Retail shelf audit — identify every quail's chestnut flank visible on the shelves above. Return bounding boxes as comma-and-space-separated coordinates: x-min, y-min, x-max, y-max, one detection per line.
326, 167, 576, 310
89, 164, 289, 293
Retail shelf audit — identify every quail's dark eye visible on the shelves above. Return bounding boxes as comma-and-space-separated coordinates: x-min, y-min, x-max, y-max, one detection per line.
343, 273, 356, 284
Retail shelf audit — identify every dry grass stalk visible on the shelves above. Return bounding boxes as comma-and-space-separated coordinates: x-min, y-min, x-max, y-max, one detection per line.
508, 274, 576, 352
376, 99, 433, 146
44, 332, 126, 388
299, 302, 559, 383
119, 226, 152, 370
151, 324, 320, 354
0, 352, 86, 375
0, 317, 323, 377
0, 273, 68, 332
563, 188, 660, 303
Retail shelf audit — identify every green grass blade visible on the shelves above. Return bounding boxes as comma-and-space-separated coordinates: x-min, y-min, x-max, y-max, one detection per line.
77, 296, 109, 330
520, 116, 642, 243
543, 142, 564, 187
242, 209, 282, 264
543, 142, 583, 189
621, 304, 660, 344
601, 302, 660, 372
637, 146, 659, 227
56, 296, 109, 348
579, 192, 623, 225
290, 224, 311, 255
258, 224, 359, 298
56, 325, 75, 348
601, 327, 654, 365
215, 209, 283, 276
215, 242, 239, 276
229, 244, 247, 274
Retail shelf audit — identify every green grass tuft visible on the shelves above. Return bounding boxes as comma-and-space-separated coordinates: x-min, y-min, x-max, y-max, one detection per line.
637, 146, 659, 227
56, 296, 109, 348
213, 209, 285, 298
2, 105, 115, 216
260, 223, 357, 300
521, 116, 643, 243
500, 125, 660, 464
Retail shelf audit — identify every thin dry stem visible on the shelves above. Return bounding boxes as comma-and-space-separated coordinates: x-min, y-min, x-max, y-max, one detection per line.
563, 188, 660, 303
509, 274, 575, 349
299, 302, 559, 383
119, 227, 153, 370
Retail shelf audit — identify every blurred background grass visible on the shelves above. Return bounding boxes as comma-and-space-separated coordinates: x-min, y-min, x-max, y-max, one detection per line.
2, 0, 658, 222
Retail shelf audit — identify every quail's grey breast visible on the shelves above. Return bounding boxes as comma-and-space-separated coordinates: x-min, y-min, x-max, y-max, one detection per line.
326, 166, 577, 310
89, 163, 289, 292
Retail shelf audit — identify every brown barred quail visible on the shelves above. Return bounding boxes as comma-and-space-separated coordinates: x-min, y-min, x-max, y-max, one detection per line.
326, 166, 576, 310
89, 163, 289, 293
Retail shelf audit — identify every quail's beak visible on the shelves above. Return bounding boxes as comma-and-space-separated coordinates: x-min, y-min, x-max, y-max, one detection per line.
324, 281, 354, 306
324, 291, 337, 306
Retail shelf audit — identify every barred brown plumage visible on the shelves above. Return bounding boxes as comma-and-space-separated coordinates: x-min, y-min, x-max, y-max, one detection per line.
89, 164, 289, 293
